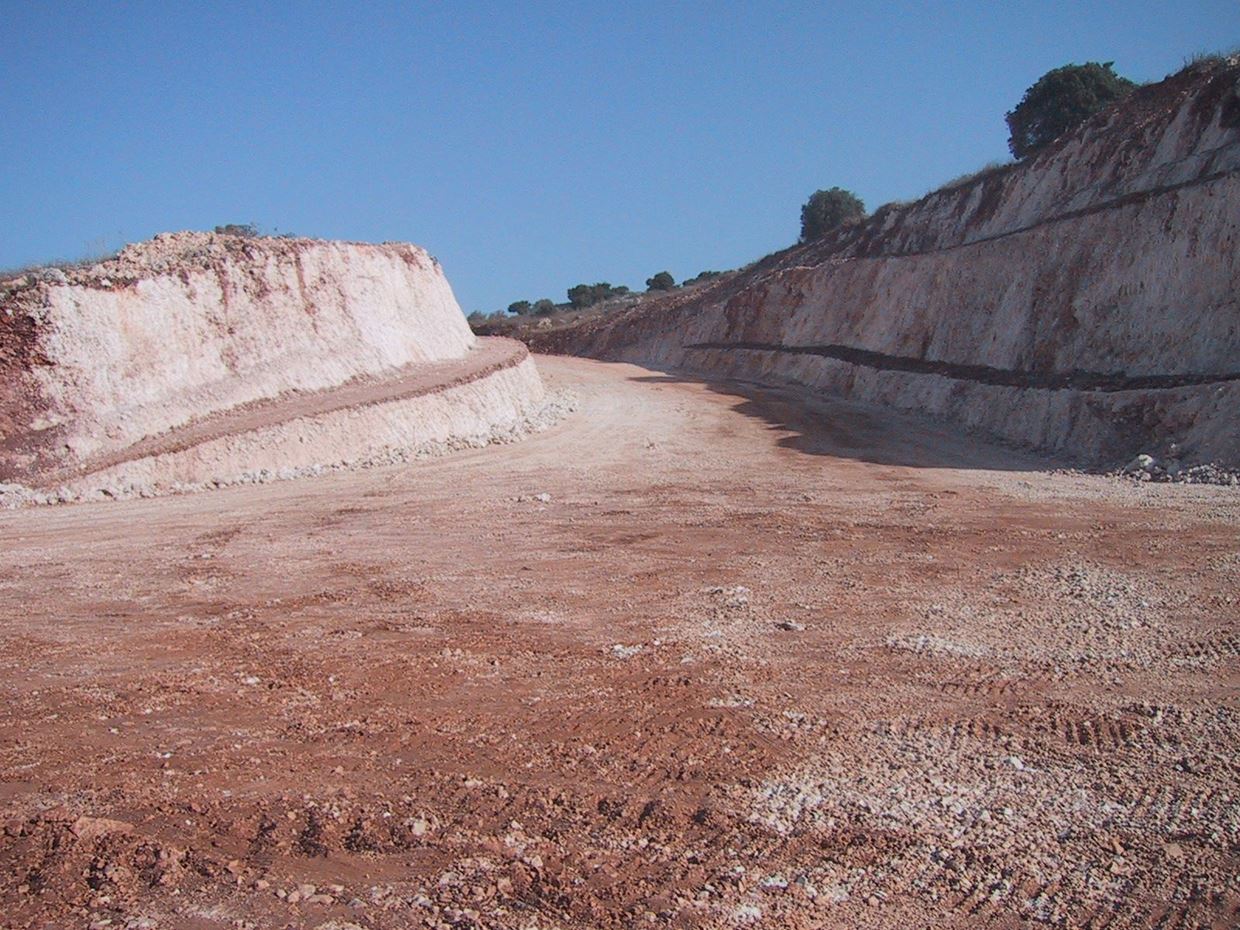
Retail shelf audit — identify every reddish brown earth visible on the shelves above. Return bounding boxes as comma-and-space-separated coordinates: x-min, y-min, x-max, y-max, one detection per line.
1, 356, 1237, 930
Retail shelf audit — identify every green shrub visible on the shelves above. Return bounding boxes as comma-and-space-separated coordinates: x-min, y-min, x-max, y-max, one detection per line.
645, 271, 675, 291
507, 300, 533, 316
567, 282, 629, 309
800, 188, 865, 242
683, 270, 723, 286
1005, 62, 1136, 159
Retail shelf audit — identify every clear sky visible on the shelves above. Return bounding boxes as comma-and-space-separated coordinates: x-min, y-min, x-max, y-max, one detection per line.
2, 2, 1236, 313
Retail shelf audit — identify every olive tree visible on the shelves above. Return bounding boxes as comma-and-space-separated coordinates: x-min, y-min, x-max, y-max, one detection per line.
799, 188, 865, 242
1005, 62, 1136, 159
646, 271, 675, 291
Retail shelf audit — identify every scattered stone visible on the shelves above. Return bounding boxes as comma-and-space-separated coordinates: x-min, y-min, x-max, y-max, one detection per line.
516, 492, 553, 503
1123, 453, 1159, 478
707, 585, 751, 608
1116, 453, 1240, 485
733, 904, 762, 922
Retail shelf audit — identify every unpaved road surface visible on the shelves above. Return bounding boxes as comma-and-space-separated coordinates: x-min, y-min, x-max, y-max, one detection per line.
1, 356, 1237, 930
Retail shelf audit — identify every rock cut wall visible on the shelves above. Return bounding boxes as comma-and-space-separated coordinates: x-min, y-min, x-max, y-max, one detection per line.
536, 61, 1240, 465
0, 233, 546, 492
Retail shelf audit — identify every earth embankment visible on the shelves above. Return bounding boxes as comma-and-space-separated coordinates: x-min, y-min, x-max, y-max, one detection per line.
534, 60, 1240, 465
0, 233, 550, 499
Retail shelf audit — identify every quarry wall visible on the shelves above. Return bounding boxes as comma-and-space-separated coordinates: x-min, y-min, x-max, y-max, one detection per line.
0, 233, 549, 495
56, 345, 546, 501
538, 61, 1240, 466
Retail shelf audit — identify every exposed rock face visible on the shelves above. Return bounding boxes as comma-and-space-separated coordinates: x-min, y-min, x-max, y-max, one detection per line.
535, 60, 1240, 465
0, 233, 547, 493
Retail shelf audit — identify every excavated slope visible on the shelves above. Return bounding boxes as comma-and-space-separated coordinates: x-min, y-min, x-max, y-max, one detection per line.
535, 61, 1240, 465
0, 233, 547, 496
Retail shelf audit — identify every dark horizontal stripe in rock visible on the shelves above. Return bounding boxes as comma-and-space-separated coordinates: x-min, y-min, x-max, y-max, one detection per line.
850, 165, 1240, 260
684, 342, 1240, 393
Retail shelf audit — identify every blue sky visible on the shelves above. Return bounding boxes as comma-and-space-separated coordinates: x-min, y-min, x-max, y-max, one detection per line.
2, 2, 1236, 313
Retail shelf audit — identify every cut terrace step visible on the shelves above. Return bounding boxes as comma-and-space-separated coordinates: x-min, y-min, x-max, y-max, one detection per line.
34, 336, 545, 497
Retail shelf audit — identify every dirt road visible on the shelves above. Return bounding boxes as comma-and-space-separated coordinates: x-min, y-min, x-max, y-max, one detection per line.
1, 356, 1236, 929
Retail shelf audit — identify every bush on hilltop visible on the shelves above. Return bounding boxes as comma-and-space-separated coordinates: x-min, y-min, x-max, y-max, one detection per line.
1005, 62, 1136, 159
646, 271, 675, 291
799, 188, 865, 242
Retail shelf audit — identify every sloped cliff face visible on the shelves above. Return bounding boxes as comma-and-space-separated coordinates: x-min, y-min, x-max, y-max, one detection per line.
0, 233, 543, 490
537, 61, 1240, 465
